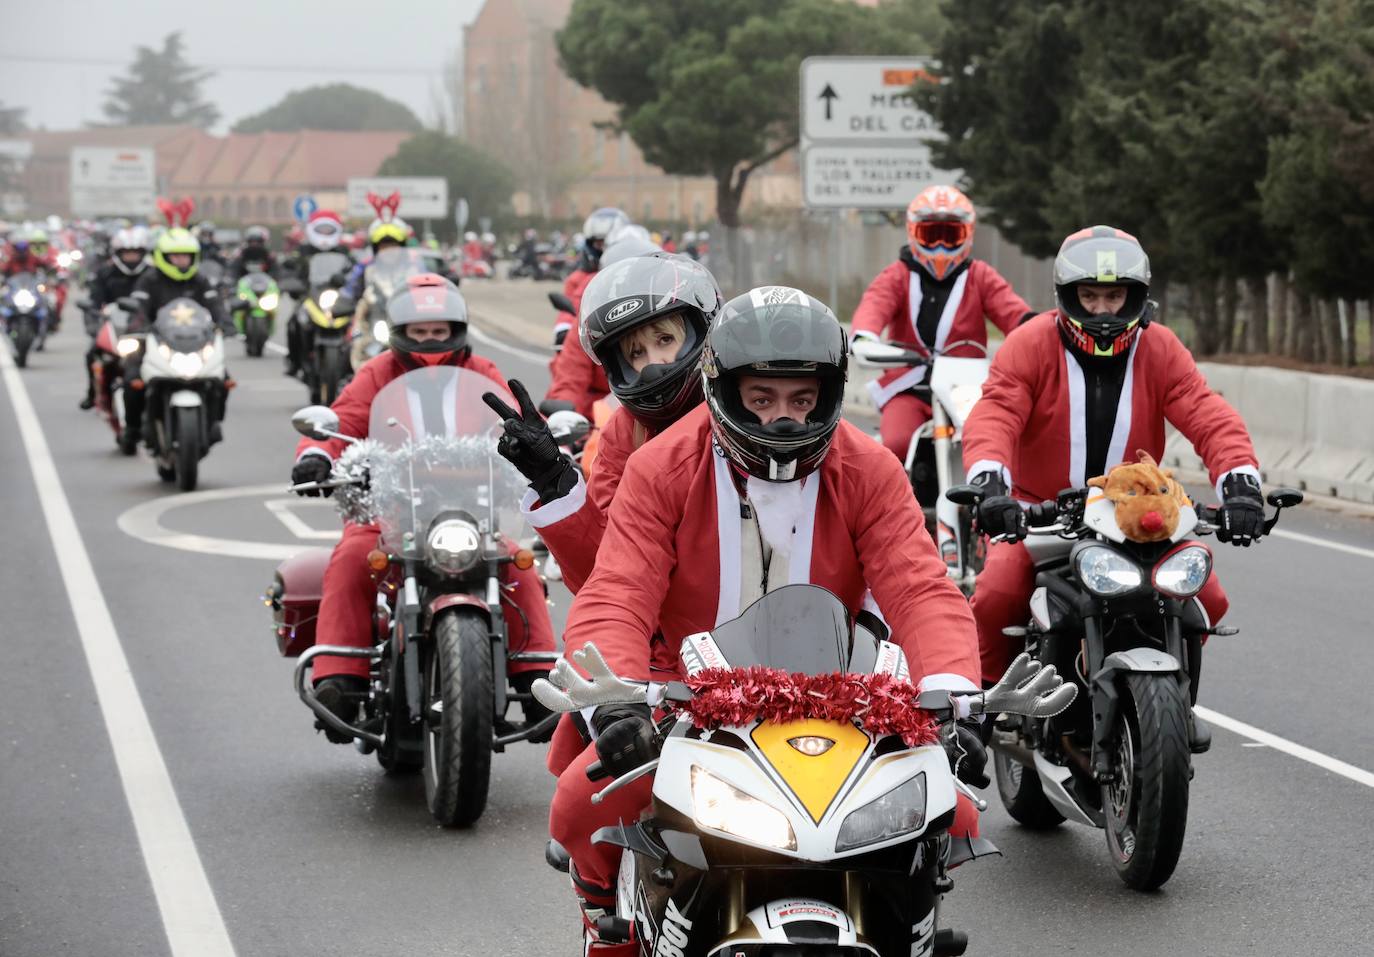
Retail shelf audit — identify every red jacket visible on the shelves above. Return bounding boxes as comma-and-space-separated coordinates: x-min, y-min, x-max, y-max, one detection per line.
525, 406, 649, 593
851, 257, 1030, 409
1, 248, 55, 277
560, 406, 981, 685
962, 313, 1259, 502
545, 313, 610, 418
554, 268, 595, 338
295, 351, 507, 461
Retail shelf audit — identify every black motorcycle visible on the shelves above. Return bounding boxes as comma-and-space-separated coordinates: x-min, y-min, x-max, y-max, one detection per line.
281, 251, 354, 405
1, 273, 54, 367
949, 478, 1302, 890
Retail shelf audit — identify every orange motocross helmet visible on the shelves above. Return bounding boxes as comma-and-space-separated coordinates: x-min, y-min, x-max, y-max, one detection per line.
906, 185, 976, 281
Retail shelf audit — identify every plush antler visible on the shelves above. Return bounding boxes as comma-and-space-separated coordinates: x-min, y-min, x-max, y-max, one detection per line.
174, 196, 196, 228
971, 652, 1077, 718
366, 191, 386, 221
531, 643, 647, 714
156, 197, 176, 227
382, 191, 401, 219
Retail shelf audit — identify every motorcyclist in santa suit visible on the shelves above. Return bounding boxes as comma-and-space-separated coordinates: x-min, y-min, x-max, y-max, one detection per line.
290, 274, 557, 738
123, 228, 235, 454
278, 210, 347, 378
80, 226, 149, 409
534, 288, 985, 955
851, 184, 1034, 462
963, 226, 1265, 751
483, 251, 723, 773
548, 206, 629, 355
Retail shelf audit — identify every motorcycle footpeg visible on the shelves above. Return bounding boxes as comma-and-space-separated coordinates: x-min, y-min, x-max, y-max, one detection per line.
933, 929, 969, 956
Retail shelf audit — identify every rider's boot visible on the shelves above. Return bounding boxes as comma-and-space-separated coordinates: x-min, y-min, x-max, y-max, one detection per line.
511, 670, 555, 743
1190, 711, 1212, 754
313, 675, 368, 744
571, 863, 636, 956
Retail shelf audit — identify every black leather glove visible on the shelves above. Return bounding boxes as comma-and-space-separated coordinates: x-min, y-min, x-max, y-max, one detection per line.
590, 703, 658, 779
482, 379, 577, 503
291, 455, 333, 497
1217, 471, 1264, 546
949, 719, 990, 789
972, 471, 1026, 542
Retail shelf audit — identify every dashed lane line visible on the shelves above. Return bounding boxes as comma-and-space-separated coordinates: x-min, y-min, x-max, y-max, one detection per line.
0, 346, 237, 955
1196, 706, 1374, 790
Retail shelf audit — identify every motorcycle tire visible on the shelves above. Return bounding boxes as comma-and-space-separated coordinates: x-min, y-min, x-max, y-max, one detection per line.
423, 609, 493, 828
318, 348, 345, 407
13, 325, 33, 368
1103, 673, 1191, 891
174, 406, 201, 492
994, 749, 1064, 829
245, 315, 267, 358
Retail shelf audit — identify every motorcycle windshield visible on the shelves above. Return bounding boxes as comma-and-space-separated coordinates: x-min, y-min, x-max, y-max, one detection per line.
242, 273, 276, 295
366, 248, 430, 310
4, 273, 45, 309
708, 585, 883, 676
200, 260, 225, 286
308, 252, 350, 289
363, 366, 526, 553
153, 298, 214, 352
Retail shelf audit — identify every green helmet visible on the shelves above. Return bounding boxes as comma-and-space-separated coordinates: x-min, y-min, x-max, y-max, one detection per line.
153, 227, 201, 281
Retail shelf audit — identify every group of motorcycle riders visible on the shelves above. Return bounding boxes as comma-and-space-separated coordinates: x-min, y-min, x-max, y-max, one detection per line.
7, 183, 1272, 951
269, 188, 1269, 954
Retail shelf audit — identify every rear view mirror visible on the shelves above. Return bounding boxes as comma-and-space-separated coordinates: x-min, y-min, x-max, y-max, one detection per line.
117, 296, 141, 313
945, 484, 983, 507
278, 278, 306, 297
547, 409, 591, 444
1266, 488, 1303, 509
330, 296, 357, 318
548, 292, 575, 315
291, 405, 342, 441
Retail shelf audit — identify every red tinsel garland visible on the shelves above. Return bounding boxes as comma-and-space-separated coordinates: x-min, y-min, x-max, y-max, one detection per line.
673, 667, 940, 747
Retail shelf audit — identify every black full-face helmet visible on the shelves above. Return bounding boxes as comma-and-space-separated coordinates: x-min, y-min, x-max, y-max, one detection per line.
385, 273, 468, 368
702, 286, 848, 482
579, 253, 721, 429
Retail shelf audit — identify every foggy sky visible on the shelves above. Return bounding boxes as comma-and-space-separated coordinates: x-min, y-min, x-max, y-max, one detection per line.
1, 0, 486, 132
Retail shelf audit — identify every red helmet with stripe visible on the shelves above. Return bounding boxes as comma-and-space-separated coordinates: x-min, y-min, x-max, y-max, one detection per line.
385, 274, 469, 369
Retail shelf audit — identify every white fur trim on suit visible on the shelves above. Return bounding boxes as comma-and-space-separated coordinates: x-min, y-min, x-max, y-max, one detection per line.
520, 472, 588, 529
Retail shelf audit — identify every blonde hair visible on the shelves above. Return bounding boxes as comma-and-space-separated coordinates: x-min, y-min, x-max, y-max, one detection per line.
617, 313, 687, 362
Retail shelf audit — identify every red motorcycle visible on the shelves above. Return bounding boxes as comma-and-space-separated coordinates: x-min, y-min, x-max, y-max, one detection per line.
88, 301, 139, 447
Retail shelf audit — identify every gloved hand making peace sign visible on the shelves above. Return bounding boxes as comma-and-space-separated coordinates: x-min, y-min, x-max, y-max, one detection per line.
482, 379, 579, 504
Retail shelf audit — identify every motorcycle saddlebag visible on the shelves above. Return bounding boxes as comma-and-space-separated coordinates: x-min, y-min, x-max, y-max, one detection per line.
266, 547, 332, 657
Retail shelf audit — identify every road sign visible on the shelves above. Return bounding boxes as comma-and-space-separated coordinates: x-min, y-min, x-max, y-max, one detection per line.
292, 194, 317, 222
69, 147, 156, 217
454, 197, 470, 231
346, 177, 448, 219
800, 56, 941, 143
801, 144, 959, 210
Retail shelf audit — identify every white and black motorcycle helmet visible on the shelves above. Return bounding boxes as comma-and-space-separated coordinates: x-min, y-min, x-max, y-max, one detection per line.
110, 226, 150, 276
702, 287, 848, 482
579, 207, 630, 269
579, 253, 721, 429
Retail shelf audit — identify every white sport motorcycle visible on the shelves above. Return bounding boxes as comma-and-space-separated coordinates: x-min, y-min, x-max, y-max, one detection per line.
852, 339, 990, 594
535, 585, 1075, 956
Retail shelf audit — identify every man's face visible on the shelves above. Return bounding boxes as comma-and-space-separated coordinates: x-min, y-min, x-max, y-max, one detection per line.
118, 249, 145, 268
737, 374, 820, 425
1077, 284, 1128, 316
406, 321, 452, 343
167, 252, 193, 269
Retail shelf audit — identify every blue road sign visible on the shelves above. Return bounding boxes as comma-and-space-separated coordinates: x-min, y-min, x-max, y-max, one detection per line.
292, 194, 318, 222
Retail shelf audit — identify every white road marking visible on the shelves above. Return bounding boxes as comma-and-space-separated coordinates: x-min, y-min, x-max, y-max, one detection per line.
469, 323, 553, 365
0, 346, 237, 955
265, 340, 287, 356
1196, 705, 1374, 789
263, 497, 340, 540
1269, 527, 1374, 561
118, 483, 338, 559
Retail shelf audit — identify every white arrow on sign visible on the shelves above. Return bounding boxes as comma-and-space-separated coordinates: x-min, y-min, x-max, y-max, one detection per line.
800, 56, 942, 144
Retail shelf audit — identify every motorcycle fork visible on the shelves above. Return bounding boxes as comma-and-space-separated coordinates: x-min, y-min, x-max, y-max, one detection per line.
929, 403, 966, 578
399, 561, 424, 725
1083, 613, 1119, 780
485, 536, 510, 728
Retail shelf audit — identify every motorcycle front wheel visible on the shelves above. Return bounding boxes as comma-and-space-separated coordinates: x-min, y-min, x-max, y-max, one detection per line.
174, 405, 201, 492
12, 323, 33, 368
994, 748, 1064, 829
245, 314, 268, 357
318, 346, 346, 406
1103, 673, 1191, 890
423, 609, 493, 827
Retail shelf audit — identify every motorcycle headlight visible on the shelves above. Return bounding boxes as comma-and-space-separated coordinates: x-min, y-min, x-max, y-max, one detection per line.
425, 519, 482, 575
835, 772, 926, 852
258, 293, 279, 311
1074, 545, 1144, 597
372, 320, 389, 342
116, 337, 142, 356
157, 341, 173, 360
318, 289, 339, 310
71, 249, 83, 261
169, 351, 204, 377
12, 289, 36, 311
690, 765, 796, 851
58, 252, 72, 268
1152, 544, 1212, 598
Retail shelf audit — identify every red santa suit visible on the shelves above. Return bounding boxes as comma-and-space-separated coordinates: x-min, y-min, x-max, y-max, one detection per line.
553, 267, 595, 344
544, 312, 610, 418
548, 407, 983, 911
851, 255, 1031, 459
296, 350, 556, 682
962, 312, 1260, 683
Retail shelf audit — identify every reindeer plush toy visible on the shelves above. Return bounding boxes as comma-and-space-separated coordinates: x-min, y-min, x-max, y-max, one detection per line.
1087, 451, 1192, 543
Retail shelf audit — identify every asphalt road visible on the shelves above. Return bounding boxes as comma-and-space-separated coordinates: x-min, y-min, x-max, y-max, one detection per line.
2, 281, 1372, 957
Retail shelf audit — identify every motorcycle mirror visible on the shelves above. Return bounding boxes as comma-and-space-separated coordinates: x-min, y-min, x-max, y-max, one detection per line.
1266, 488, 1303, 510
547, 409, 591, 444
278, 278, 305, 296
330, 296, 357, 317
116, 296, 141, 313
329, 274, 346, 289
548, 291, 575, 314
945, 484, 982, 507
291, 405, 343, 441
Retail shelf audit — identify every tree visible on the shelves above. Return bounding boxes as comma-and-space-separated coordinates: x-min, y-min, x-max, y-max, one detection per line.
103, 32, 219, 128
556, 0, 933, 230
232, 84, 422, 134
378, 131, 515, 239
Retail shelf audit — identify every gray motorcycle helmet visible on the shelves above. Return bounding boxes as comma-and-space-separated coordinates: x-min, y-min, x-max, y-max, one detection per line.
702, 286, 848, 482
1052, 225, 1152, 357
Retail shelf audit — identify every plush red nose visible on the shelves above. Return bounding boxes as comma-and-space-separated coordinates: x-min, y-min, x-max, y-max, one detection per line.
1140, 511, 1164, 533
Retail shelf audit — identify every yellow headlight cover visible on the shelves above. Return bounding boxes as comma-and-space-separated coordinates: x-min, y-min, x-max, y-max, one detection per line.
751, 718, 868, 824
